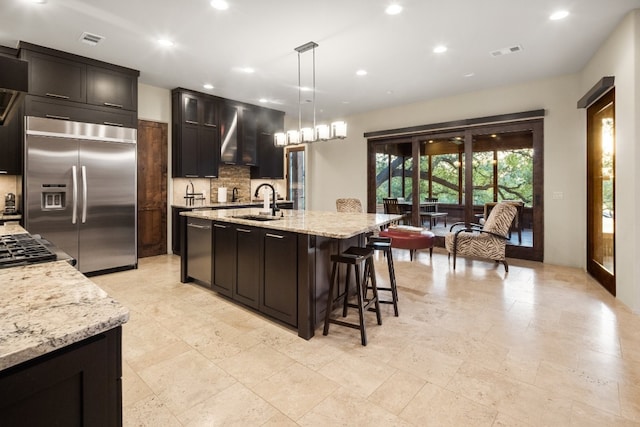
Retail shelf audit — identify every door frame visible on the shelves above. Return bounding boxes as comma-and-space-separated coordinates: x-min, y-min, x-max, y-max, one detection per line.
586, 89, 616, 295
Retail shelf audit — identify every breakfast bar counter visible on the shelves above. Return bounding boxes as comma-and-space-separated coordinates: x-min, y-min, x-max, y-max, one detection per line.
180, 208, 400, 339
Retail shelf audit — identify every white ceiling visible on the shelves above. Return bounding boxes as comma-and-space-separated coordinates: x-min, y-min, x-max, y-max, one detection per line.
1, 0, 640, 121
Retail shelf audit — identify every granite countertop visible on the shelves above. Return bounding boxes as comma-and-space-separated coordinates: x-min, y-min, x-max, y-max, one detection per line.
0, 225, 129, 371
172, 200, 292, 209
0, 213, 21, 221
181, 208, 401, 239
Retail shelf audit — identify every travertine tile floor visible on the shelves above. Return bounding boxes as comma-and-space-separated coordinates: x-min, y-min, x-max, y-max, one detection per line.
91, 249, 640, 426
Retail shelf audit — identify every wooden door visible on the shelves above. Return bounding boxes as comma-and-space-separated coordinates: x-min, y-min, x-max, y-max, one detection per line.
137, 120, 167, 258
587, 90, 615, 295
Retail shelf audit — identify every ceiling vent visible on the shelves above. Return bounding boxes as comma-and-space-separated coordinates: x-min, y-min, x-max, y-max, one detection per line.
490, 44, 523, 57
79, 32, 105, 46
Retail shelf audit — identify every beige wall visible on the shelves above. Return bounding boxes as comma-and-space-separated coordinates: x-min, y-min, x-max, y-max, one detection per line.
307, 74, 584, 268
579, 10, 639, 310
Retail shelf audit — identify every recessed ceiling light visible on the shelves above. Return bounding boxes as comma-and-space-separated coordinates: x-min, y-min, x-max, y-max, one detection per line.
385, 4, 403, 15
356, 69, 368, 76
157, 38, 174, 48
464, 72, 475, 78
550, 10, 569, 20
433, 45, 447, 54
28, 0, 47, 3
300, 86, 312, 92
203, 84, 214, 90
210, 0, 229, 10
259, 98, 268, 103
240, 67, 255, 74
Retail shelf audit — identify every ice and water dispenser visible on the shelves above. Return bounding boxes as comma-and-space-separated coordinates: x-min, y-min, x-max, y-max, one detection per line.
41, 184, 66, 210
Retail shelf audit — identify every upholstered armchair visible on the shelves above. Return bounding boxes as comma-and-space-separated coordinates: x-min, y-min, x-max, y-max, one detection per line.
444, 202, 518, 272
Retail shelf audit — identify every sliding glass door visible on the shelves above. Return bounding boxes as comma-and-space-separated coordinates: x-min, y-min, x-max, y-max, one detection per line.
368, 119, 543, 261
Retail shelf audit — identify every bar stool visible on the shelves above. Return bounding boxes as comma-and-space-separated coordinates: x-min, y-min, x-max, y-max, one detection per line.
366, 236, 399, 316
323, 246, 382, 346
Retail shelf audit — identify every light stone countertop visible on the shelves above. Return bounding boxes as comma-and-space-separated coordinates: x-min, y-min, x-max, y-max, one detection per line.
0, 224, 129, 371
181, 208, 401, 239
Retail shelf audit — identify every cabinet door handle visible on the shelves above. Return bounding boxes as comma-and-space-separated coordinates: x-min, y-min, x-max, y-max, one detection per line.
265, 233, 284, 239
0, 171, 7, 175
103, 121, 124, 127
237, 228, 251, 233
185, 120, 198, 125
104, 102, 124, 108
213, 224, 228, 229
46, 114, 71, 120
188, 223, 211, 230
203, 123, 217, 127
224, 162, 235, 165
204, 175, 217, 178
45, 93, 70, 100
184, 175, 199, 178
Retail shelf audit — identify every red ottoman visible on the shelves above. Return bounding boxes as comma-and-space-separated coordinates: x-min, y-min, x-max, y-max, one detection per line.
380, 226, 435, 261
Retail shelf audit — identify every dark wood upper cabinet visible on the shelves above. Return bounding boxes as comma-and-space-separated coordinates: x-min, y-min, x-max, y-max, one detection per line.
86, 65, 137, 111
0, 104, 23, 175
172, 89, 220, 178
251, 109, 285, 179
172, 88, 283, 173
18, 42, 139, 127
22, 50, 86, 103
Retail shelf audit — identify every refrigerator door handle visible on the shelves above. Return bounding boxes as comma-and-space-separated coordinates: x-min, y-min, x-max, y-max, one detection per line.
81, 165, 88, 224
72, 165, 78, 224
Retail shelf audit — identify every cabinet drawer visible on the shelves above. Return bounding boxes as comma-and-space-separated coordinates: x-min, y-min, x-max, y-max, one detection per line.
25, 95, 137, 128
87, 65, 137, 111
23, 50, 86, 103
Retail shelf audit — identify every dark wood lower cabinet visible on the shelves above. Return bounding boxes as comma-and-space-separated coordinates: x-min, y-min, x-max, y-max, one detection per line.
212, 222, 234, 297
0, 327, 123, 427
261, 230, 297, 326
234, 226, 261, 308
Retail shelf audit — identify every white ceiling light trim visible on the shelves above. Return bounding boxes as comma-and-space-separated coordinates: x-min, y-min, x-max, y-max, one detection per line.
433, 45, 448, 54
356, 69, 368, 76
550, 10, 569, 20
211, 0, 230, 10
385, 4, 403, 15
203, 83, 214, 90
274, 41, 347, 147
157, 38, 175, 48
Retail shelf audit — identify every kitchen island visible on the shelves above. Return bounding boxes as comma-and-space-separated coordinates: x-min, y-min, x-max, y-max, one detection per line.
180, 208, 400, 339
0, 224, 129, 426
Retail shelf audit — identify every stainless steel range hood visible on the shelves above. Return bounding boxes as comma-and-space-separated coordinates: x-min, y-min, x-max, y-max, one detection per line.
0, 55, 28, 126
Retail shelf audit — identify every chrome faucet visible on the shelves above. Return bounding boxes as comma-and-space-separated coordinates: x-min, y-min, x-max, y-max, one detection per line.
254, 183, 278, 216
185, 180, 195, 206
232, 187, 239, 202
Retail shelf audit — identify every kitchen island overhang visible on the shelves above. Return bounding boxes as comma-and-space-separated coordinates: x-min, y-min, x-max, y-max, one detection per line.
179, 208, 400, 339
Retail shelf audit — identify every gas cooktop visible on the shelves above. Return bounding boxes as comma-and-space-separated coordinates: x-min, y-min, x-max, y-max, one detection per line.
0, 233, 58, 268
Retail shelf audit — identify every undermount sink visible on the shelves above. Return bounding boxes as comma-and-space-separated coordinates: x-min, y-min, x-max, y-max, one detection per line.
232, 214, 282, 222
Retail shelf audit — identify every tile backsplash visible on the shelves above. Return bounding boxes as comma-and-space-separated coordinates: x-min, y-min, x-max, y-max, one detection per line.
0, 175, 20, 212
172, 165, 285, 206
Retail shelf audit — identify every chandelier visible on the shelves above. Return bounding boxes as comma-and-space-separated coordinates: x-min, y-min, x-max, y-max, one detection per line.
274, 41, 347, 146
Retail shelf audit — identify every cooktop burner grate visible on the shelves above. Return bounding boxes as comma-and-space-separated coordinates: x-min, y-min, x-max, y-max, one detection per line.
0, 233, 57, 268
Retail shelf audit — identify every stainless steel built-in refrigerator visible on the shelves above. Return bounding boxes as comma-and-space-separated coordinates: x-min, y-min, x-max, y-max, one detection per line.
24, 116, 137, 274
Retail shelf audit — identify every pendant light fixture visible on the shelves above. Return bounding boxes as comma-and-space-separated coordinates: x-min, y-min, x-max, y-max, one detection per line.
274, 41, 347, 146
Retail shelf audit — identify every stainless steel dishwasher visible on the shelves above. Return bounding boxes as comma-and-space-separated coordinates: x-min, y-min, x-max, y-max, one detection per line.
186, 218, 212, 286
